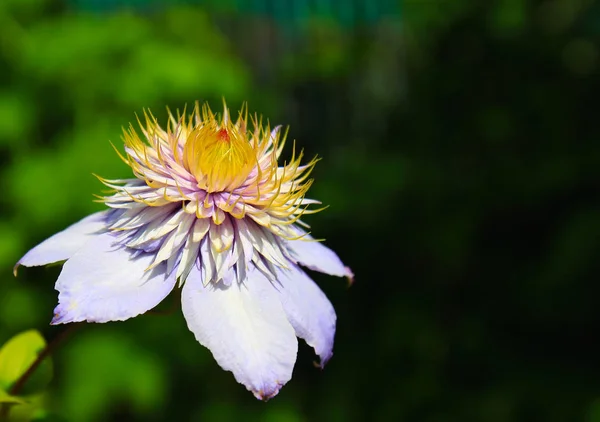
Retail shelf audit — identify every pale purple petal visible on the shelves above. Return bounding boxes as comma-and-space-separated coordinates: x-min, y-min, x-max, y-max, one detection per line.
15, 212, 107, 272
51, 233, 176, 324
276, 265, 336, 367
181, 267, 297, 400
286, 235, 353, 279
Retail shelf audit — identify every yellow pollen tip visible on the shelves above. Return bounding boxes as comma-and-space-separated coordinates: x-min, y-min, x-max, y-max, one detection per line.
183, 104, 255, 193
217, 128, 230, 142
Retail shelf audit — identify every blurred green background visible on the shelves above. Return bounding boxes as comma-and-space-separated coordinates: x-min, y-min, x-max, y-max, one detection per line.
1, 0, 600, 420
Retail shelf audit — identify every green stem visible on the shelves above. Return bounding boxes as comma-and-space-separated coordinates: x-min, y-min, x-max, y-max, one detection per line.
0, 324, 80, 421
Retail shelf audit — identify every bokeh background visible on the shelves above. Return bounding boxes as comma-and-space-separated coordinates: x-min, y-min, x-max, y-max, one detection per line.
1, 0, 600, 420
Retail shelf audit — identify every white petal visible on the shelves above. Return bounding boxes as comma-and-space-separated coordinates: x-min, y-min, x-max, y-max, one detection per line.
108, 204, 175, 231
176, 218, 210, 285
126, 207, 182, 248
52, 233, 176, 324
15, 212, 107, 272
276, 265, 336, 366
234, 218, 256, 262
182, 267, 298, 400
150, 212, 195, 267
286, 235, 353, 279
209, 217, 235, 282
245, 224, 288, 268
199, 237, 216, 285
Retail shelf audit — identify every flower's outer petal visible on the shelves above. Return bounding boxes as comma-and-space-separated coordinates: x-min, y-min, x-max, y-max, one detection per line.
286, 235, 353, 280
182, 267, 298, 400
51, 233, 176, 324
15, 212, 107, 273
276, 265, 336, 367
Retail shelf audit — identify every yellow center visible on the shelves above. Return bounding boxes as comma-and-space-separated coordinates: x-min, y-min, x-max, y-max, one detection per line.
184, 122, 255, 193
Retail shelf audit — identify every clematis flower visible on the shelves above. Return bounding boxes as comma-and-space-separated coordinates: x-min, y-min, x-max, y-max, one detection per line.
14, 100, 352, 400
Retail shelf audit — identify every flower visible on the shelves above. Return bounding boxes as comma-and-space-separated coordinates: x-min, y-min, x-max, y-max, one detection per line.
14, 100, 353, 400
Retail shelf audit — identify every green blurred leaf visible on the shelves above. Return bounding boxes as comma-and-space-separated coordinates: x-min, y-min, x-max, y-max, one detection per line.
0, 389, 25, 404
30, 410, 70, 422
0, 223, 24, 270
0, 330, 53, 396
0, 286, 44, 332
61, 331, 166, 421
3, 394, 48, 422
0, 92, 33, 146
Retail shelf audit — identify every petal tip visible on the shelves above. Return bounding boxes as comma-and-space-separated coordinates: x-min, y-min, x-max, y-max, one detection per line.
313, 349, 333, 369
50, 312, 68, 325
344, 266, 354, 286
51, 304, 78, 325
253, 382, 284, 401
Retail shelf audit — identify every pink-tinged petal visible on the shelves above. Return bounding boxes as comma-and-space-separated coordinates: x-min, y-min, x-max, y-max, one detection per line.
276, 265, 336, 367
181, 267, 297, 401
51, 233, 176, 324
286, 235, 353, 280
15, 212, 107, 273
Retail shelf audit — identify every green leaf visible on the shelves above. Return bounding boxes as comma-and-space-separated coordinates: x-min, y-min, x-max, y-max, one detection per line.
61, 330, 166, 421
0, 330, 53, 396
31, 412, 70, 422
0, 389, 25, 405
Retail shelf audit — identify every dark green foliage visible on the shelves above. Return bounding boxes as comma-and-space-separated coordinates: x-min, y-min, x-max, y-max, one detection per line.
1, 0, 599, 421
